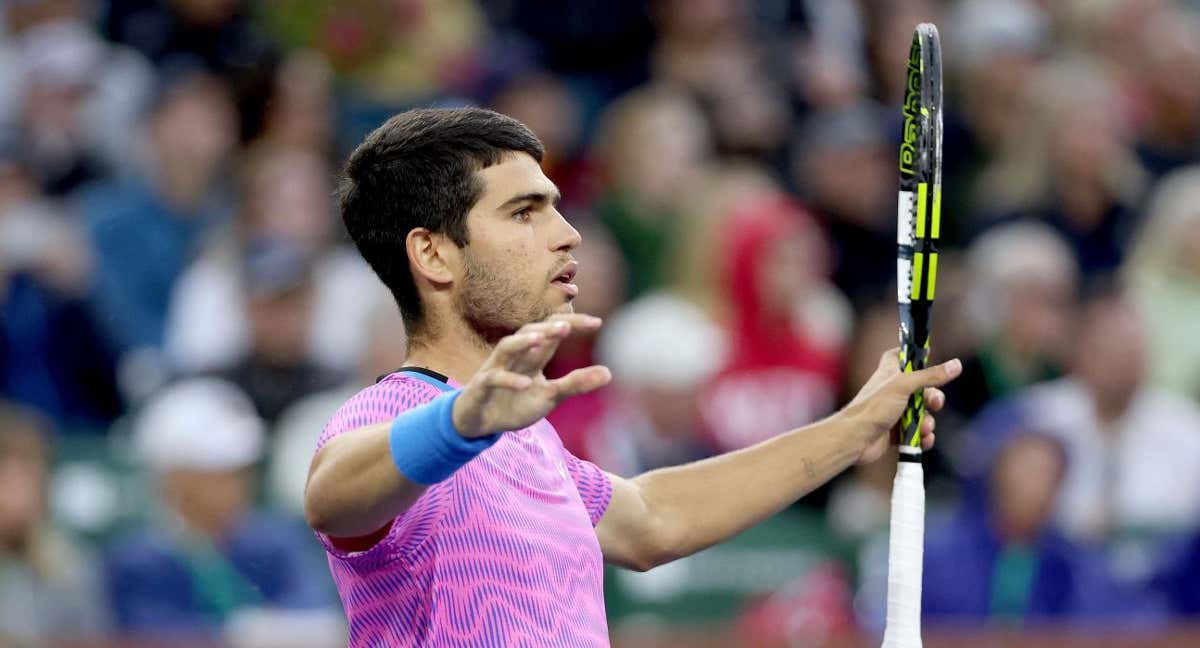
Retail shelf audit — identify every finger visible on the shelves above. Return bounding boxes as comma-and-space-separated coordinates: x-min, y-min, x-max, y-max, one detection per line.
482, 368, 533, 391
879, 347, 901, 370
921, 430, 936, 451
511, 316, 605, 373
899, 358, 962, 391
548, 365, 612, 400
920, 412, 936, 436
924, 387, 946, 412
491, 331, 546, 366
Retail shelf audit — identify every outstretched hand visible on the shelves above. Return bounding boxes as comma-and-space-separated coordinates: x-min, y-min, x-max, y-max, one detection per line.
846, 348, 962, 464
451, 313, 612, 438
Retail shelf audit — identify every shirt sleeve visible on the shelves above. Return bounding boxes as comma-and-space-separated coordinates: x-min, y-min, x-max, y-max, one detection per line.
564, 451, 613, 527
312, 376, 451, 563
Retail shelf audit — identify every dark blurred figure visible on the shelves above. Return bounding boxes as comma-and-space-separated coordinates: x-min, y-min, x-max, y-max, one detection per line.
973, 59, 1148, 274
1131, 9, 1200, 178
102, 0, 278, 143
106, 378, 340, 643
923, 431, 1078, 622
792, 102, 894, 303
0, 143, 121, 431
0, 401, 109, 642
700, 195, 847, 454
943, 221, 1078, 422
77, 68, 237, 393
213, 242, 345, 425
650, 0, 791, 161
491, 72, 598, 215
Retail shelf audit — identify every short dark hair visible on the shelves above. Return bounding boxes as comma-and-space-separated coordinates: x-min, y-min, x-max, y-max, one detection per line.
338, 108, 544, 332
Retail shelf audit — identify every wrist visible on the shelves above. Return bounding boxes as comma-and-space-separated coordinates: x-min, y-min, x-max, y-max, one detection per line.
390, 390, 499, 485
837, 401, 877, 454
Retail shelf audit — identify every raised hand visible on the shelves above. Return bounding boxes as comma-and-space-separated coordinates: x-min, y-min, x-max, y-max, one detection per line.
451, 313, 612, 438
847, 348, 962, 464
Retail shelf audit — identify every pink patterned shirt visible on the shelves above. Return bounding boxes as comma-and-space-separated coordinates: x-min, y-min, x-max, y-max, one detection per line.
314, 370, 614, 647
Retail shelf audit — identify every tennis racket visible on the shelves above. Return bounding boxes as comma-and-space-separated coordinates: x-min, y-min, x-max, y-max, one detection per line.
882, 23, 942, 648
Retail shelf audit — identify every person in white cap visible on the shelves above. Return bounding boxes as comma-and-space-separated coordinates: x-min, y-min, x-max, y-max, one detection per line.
104, 378, 342, 646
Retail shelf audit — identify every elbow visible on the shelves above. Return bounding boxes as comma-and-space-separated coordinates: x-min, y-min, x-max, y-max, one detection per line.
304, 487, 332, 535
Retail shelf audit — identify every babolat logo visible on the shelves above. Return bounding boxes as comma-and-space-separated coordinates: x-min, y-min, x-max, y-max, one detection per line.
899, 43, 921, 176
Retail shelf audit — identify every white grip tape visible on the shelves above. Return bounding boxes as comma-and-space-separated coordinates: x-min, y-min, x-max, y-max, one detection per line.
881, 460, 925, 648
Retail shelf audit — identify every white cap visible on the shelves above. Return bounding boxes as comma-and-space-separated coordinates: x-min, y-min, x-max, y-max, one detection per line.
597, 292, 726, 391
134, 378, 265, 472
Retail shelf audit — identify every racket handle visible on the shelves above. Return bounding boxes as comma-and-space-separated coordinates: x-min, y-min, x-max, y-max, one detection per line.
881, 449, 924, 648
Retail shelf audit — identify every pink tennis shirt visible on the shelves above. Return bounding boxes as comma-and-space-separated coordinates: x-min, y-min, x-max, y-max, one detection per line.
313, 370, 614, 647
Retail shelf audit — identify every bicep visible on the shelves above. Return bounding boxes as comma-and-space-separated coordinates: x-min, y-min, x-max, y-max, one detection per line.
594, 472, 662, 571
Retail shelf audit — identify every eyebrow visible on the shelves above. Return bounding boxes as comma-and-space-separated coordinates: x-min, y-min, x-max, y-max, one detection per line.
497, 189, 562, 211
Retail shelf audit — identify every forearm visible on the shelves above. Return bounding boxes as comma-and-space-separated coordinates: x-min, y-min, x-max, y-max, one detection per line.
632, 410, 869, 563
304, 424, 426, 538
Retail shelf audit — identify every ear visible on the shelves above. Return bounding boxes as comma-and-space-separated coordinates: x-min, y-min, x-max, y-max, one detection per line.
406, 227, 460, 286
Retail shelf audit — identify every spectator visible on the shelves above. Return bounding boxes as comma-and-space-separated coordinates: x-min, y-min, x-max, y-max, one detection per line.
0, 6, 154, 191
944, 221, 1079, 422
1125, 165, 1200, 401
700, 193, 849, 453
1004, 287, 1200, 542
77, 66, 237, 389
973, 58, 1148, 274
0, 143, 121, 431
105, 378, 340, 643
212, 241, 346, 425
792, 102, 895, 302
166, 146, 377, 376
923, 430, 1078, 622
593, 292, 724, 475
1131, 10, 1200, 178
268, 292, 407, 516
0, 401, 109, 643
593, 84, 711, 297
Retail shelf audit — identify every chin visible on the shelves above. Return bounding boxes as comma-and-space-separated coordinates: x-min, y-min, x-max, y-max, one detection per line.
555, 301, 575, 314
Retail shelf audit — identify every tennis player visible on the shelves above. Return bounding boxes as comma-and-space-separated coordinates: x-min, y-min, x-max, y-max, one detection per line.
304, 107, 961, 646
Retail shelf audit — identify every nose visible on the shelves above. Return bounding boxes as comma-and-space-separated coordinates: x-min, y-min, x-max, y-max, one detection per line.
549, 208, 582, 252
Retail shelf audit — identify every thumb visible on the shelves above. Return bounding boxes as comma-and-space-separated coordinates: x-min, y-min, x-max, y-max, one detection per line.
898, 358, 962, 392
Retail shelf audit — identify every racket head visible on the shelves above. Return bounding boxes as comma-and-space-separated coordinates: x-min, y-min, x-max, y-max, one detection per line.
896, 23, 942, 448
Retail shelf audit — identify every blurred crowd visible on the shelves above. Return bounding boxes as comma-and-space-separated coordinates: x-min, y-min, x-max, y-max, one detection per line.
2, 0, 1200, 646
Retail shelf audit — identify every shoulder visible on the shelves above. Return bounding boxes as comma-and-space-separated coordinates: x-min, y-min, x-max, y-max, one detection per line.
316, 374, 447, 452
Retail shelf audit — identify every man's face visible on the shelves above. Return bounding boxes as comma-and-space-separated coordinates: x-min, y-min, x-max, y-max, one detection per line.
453, 153, 581, 342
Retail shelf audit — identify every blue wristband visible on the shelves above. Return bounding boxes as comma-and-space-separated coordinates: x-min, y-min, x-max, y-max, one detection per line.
388, 390, 499, 485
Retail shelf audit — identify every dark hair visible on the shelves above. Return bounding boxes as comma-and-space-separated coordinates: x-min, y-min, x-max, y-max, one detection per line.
337, 107, 544, 332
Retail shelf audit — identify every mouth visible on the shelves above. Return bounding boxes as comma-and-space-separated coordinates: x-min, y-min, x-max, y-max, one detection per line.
551, 261, 579, 298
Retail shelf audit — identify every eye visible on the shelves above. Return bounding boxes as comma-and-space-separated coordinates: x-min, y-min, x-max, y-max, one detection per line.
513, 206, 534, 222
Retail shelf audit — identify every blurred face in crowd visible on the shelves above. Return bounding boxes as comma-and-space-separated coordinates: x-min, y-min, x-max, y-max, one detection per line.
605, 92, 710, 207
162, 467, 253, 538
804, 140, 891, 227
568, 225, 626, 321
248, 283, 314, 366
1071, 296, 1148, 412
0, 420, 47, 552
991, 433, 1064, 542
757, 228, 823, 317
1002, 273, 1075, 360
150, 75, 238, 177
493, 75, 582, 165
244, 150, 333, 254
443, 153, 581, 342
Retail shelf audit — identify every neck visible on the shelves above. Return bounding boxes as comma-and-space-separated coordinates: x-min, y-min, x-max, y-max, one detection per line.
404, 316, 494, 386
